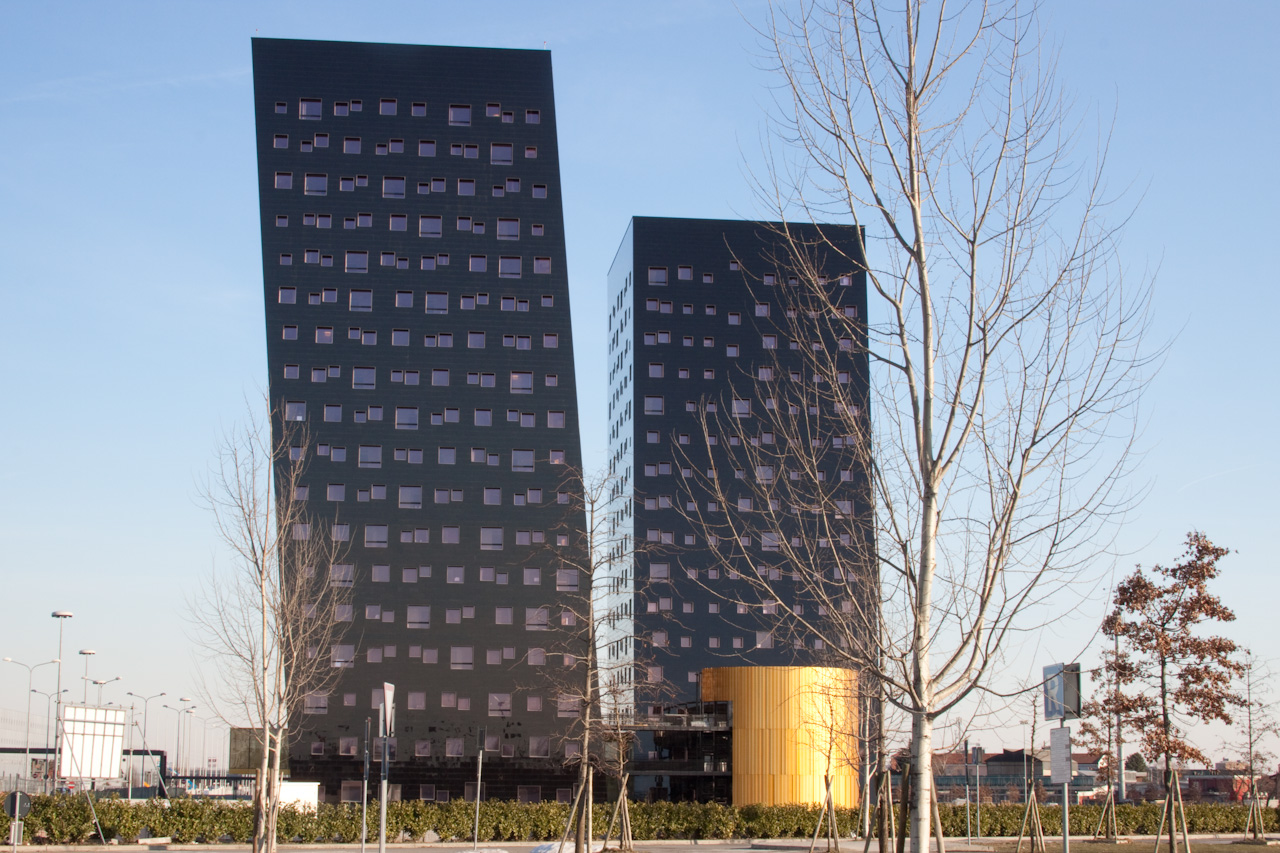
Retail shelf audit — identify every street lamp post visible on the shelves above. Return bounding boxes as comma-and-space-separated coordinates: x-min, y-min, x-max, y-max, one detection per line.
32, 688, 67, 793
128, 691, 166, 792
78, 649, 96, 703
190, 716, 216, 792
3, 657, 59, 789
180, 698, 197, 774
127, 691, 166, 750
163, 702, 197, 777
85, 676, 122, 705
51, 611, 73, 787
119, 702, 135, 788
163, 705, 183, 777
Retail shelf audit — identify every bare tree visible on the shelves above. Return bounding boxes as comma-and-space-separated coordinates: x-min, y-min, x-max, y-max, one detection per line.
1231, 652, 1276, 838
1104, 531, 1243, 853
680, 2, 1159, 848
542, 467, 661, 853
192, 407, 350, 853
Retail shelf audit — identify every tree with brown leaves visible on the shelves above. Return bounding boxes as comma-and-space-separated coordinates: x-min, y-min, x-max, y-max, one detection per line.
1077, 633, 1145, 836
1104, 532, 1243, 853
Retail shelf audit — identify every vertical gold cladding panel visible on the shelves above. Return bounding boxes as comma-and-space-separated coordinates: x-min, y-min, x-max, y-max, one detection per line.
702, 666, 859, 807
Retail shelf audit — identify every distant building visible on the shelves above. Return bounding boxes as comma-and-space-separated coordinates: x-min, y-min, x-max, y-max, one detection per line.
602, 216, 872, 804
602, 216, 869, 693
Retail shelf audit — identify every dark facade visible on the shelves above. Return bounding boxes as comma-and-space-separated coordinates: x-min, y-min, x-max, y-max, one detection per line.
603, 217, 871, 715
253, 38, 586, 804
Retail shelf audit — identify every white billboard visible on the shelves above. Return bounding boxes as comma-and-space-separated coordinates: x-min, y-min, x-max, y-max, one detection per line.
60, 705, 126, 779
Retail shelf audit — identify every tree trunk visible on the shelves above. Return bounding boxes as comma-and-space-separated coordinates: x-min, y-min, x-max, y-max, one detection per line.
253, 723, 272, 853
896, 761, 912, 853
266, 732, 282, 853
1160, 661, 1175, 853
878, 768, 890, 853
910, 479, 938, 853
910, 714, 934, 853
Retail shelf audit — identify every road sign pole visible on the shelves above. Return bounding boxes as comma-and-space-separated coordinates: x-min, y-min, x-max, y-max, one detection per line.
4, 792, 33, 853
361, 716, 370, 853
378, 683, 394, 853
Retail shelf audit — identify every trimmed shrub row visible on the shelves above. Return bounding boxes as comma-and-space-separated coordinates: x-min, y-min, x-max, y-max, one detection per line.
1, 796, 1275, 844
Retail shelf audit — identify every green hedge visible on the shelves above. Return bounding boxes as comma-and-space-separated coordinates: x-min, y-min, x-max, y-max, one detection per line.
1, 796, 1275, 843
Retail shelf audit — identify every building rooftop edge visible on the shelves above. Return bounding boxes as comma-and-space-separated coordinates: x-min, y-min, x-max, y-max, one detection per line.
251, 36, 550, 56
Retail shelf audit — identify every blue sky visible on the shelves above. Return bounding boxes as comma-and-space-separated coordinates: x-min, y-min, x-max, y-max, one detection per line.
1, 1, 1276, 765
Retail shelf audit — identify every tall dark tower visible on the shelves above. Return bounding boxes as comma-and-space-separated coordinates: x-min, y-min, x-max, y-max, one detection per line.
603, 217, 871, 706
253, 38, 586, 804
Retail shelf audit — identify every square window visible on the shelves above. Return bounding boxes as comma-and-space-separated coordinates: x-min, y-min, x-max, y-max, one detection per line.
534, 257, 551, 274
364, 525, 388, 548
498, 256, 522, 278
380, 98, 397, 115
497, 218, 519, 240
532, 184, 547, 198
510, 372, 533, 394
480, 527, 504, 551
420, 215, 442, 238
449, 104, 472, 126
345, 251, 368, 274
